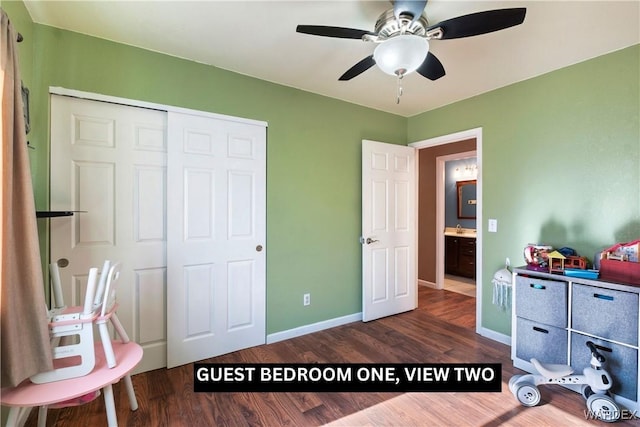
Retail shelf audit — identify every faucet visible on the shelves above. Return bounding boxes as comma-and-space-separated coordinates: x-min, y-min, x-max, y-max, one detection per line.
456, 224, 462, 234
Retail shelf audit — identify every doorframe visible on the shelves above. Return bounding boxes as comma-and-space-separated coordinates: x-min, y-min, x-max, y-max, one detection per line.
435, 150, 477, 289
409, 127, 483, 335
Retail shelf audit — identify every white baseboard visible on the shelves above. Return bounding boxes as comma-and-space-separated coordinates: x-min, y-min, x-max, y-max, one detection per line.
418, 279, 437, 289
265, 311, 511, 351
478, 327, 511, 346
266, 312, 362, 344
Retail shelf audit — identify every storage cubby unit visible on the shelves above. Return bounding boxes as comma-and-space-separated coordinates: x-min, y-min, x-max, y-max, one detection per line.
512, 267, 640, 412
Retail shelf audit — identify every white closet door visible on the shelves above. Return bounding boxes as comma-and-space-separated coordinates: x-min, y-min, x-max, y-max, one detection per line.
50, 95, 168, 373
166, 111, 266, 368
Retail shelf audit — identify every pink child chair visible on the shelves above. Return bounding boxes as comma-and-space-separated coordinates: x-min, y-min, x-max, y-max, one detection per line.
29, 261, 138, 411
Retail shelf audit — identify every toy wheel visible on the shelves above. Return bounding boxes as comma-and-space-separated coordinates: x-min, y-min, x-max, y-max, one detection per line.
586, 394, 620, 423
515, 383, 541, 407
508, 375, 522, 395
580, 385, 612, 399
581, 385, 593, 399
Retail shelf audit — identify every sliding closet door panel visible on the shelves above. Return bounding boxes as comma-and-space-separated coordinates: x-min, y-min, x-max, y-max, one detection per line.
167, 112, 266, 368
50, 95, 168, 373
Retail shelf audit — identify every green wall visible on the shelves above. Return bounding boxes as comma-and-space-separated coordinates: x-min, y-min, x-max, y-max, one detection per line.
2, 1, 407, 335
4, 0, 639, 340
408, 44, 640, 335
3, 2, 35, 165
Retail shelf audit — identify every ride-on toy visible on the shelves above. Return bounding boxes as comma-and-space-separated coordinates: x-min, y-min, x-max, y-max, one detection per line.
509, 341, 622, 422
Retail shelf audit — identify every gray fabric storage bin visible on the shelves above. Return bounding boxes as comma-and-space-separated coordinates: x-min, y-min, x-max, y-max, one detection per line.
516, 317, 568, 365
515, 275, 568, 328
572, 284, 639, 346
571, 332, 638, 401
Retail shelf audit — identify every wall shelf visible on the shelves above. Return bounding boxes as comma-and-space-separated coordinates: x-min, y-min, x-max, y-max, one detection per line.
36, 211, 84, 218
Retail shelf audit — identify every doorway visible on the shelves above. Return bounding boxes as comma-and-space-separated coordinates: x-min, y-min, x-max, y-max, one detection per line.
410, 128, 482, 334
441, 154, 477, 298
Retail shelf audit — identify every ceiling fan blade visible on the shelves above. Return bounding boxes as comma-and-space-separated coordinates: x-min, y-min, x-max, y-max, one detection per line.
296, 25, 374, 39
428, 8, 526, 40
339, 55, 376, 81
416, 52, 445, 81
393, 0, 428, 23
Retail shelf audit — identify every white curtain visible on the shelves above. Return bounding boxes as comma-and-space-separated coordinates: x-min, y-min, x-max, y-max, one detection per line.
1, 8, 53, 388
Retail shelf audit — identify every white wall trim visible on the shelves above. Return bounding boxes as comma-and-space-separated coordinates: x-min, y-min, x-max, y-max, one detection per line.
266, 313, 362, 344
49, 86, 268, 128
263, 310, 509, 347
409, 127, 486, 338
410, 127, 482, 149
478, 327, 511, 346
435, 150, 477, 291
418, 279, 437, 289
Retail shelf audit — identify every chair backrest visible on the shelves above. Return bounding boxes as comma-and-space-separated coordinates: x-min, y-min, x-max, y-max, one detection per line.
93, 260, 112, 310
49, 261, 65, 310
100, 262, 121, 317
82, 267, 100, 316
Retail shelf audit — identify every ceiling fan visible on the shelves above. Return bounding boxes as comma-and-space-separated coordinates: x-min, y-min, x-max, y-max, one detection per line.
296, 1, 526, 101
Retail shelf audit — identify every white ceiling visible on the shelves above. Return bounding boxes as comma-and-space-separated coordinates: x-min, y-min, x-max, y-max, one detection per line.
23, 1, 640, 117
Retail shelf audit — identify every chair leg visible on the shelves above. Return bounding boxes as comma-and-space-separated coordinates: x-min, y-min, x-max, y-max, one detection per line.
37, 406, 48, 427
6, 406, 22, 426
102, 384, 118, 427
98, 322, 117, 368
123, 374, 138, 410
5, 407, 35, 427
110, 313, 130, 343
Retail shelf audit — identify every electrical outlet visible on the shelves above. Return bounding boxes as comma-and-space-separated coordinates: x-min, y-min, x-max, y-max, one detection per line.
303, 293, 310, 306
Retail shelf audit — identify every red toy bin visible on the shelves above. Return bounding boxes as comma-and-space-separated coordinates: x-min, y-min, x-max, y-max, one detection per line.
599, 259, 640, 285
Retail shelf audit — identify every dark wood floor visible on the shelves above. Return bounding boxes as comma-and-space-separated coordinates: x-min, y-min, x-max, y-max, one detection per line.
24, 286, 636, 426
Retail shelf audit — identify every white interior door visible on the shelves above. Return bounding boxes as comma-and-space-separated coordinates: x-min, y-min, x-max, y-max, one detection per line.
166, 111, 266, 368
362, 140, 416, 322
50, 95, 168, 373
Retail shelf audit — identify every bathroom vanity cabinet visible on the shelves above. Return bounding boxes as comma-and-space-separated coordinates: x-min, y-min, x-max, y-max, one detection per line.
445, 235, 476, 279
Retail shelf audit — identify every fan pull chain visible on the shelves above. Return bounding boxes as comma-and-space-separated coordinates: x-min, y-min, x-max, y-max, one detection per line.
396, 73, 404, 104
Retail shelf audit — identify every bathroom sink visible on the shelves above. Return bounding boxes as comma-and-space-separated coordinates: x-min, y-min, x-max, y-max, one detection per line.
444, 228, 477, 238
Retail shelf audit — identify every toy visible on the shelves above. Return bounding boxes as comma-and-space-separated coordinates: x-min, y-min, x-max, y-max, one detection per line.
491, 263, 512, 311
548, 251, 588, 273
523, 244, 553, 271
509, 341, 622, 422
547, 250, 566, 273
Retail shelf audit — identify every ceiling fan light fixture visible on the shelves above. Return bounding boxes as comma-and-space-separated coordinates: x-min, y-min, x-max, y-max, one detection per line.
373, 35, 429, 76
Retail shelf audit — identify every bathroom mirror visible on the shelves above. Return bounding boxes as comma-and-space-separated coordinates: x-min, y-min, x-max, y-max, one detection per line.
457, 180, 477, 219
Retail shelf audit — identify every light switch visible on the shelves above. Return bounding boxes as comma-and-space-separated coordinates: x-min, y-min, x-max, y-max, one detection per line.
488, 219, 498, 233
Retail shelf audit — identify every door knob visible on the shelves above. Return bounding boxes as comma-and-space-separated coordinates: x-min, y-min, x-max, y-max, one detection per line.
256, 245, 263, 252
57, 258, 69, 268
365, 237, 379, 245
